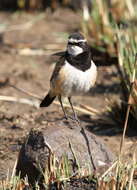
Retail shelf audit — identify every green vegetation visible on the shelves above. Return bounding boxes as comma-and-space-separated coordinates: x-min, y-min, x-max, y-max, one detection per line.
82, 0, 137, 54
82, 0, 137, 121
1, 158, 137, 189
1, 0, 137, 189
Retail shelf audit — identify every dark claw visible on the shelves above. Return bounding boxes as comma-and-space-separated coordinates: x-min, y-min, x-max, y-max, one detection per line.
68, 115, 80, 124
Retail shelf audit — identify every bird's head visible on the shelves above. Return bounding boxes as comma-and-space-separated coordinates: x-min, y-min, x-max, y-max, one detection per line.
67, 33, 89, 56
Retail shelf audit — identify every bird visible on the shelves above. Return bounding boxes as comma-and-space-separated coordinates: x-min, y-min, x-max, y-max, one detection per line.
40, 32, 97, 122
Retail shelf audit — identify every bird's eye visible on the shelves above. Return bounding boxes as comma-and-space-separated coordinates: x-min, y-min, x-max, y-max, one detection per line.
68, 42, 73, 45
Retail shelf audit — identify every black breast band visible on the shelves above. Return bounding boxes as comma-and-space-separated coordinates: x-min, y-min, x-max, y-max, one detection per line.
65, 51, 91, 71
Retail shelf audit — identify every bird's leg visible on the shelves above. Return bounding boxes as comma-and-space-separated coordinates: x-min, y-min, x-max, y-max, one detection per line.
68, 97, 80, 123
58, 95, 68, 120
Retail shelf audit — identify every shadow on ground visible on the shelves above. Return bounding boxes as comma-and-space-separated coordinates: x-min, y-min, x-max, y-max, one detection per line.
79, 113, 137, 137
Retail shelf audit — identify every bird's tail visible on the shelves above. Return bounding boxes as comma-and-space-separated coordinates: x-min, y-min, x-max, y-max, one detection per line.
40, 92, 56, 107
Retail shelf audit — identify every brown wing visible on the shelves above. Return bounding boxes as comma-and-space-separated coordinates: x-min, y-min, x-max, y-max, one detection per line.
50, 55, 66, 83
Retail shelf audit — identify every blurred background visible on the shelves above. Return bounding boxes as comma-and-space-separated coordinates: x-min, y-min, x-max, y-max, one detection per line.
0, 0, 137, 184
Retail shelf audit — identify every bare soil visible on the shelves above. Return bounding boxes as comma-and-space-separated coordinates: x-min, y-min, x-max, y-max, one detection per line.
0, 8, 137, 180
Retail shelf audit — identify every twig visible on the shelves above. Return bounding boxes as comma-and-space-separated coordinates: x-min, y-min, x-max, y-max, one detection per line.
128, 147, 137, 190
9, 84, 99, 116
125, 0, 135, 17
0, 95, 40, 108
80, 125, 96, 171
11, 159, 18, 180
119, 54, 137, 157
79, 104, 100, 114
44, 138, 53, 154
117, 54, 137, 178
18, 48, 60, 56
69, 140, 80, 169
99, 160, 118, 179
9, 84, 41, 100
54, 101, 98, 116
0, 94, 98, 116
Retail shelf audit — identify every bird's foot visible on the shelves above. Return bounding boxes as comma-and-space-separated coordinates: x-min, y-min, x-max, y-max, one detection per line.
68, 115, 80, 124
63, 113, 80, 125
64, 116, 69, 120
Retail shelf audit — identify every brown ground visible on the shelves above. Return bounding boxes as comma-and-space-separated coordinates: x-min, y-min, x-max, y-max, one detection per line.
0, 9, 137, 180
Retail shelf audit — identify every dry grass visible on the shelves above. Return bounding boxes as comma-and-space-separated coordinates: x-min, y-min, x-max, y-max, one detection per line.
1, 0, 137, 189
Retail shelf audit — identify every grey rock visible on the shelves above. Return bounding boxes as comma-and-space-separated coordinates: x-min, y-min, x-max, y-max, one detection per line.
16, 125, 115, 186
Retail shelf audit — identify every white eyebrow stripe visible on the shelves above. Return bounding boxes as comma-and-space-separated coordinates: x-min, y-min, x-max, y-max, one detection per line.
68, 38, 87, 43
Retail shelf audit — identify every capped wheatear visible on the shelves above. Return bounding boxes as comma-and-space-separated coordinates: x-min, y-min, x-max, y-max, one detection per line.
40, 32, 97, 122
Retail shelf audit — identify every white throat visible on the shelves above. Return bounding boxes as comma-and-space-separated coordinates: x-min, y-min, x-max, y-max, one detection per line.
67, 45, 83, 56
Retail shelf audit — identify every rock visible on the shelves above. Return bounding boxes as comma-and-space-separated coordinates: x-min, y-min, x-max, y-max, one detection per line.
16, 125, 115, 186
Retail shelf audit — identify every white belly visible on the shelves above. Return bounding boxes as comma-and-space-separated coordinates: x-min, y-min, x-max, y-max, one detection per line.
61, 60, 97, 96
